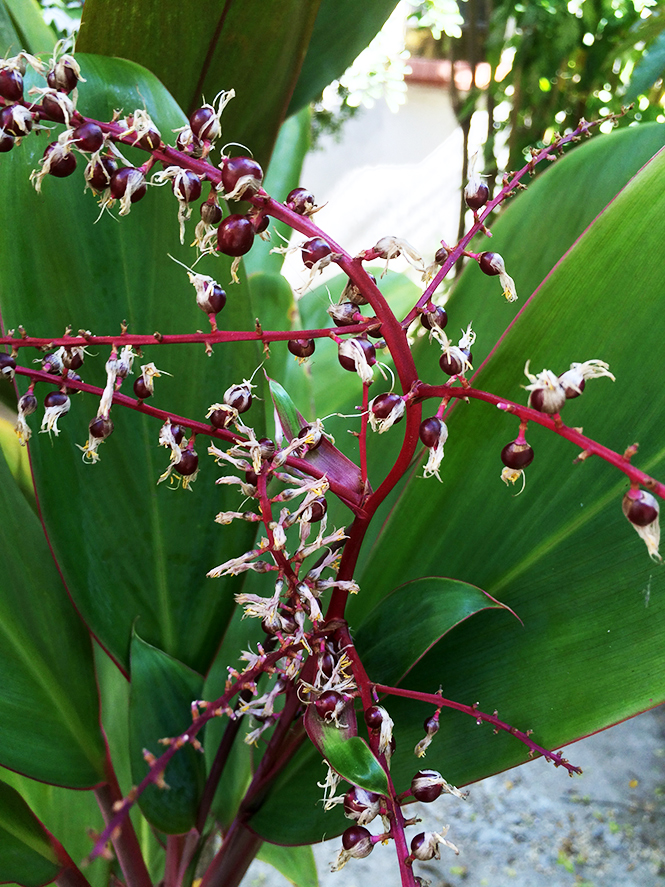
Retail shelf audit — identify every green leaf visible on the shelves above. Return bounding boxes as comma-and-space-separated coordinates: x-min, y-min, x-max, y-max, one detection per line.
287, 0, 400, 115
625, 29, 665, 102
75, 0, 321, 170
354, 577, 513, 687
320, 734, 389, 797
129, 633, 205, 834
0, 54, 262, 675
349, 125, 665, 792
256, 843, 318, 887
0, 769, 112, 887
0, 444, 105, 787
2, 0, 56, 54
0, 415, 33, 503
0, 780, 61, 887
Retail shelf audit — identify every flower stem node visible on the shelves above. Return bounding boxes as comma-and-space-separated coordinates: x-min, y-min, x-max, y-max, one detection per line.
622, 487, 661, 561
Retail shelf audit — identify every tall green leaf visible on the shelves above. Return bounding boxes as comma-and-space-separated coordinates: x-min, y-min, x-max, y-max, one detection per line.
350, 127, 665, 792
0, 780, 61, 887
256, 843, 318, 887
0, 445, 104, 787
2, 0, 56, 54
0, 55, 261, 675
76, 0, 321, 169
129, 633, 205, 834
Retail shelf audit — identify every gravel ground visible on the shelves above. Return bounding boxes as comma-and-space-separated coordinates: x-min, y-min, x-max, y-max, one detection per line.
243, 706, 665, 887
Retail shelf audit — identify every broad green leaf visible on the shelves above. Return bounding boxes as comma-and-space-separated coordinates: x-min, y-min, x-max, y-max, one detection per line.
2, 0, 56, 54
0, 779, 61, 887
0, 415, 33, 503
0, 54, 262, 675
354, 577, 513, 687
287, 0, 400, 115
0, 445, 104, 787
350, 126, 665, 792
76, 0, 321, 170
320, 734, 389, 797
0, 769, 112, 887
129, 633, 205, 834
256, 843, 318, 887
625, 29, 665, 102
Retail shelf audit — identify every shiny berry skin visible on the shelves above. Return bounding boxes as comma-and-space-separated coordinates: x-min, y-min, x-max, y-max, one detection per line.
315, 690, 343, 720
221, 156, 263, 195
46, 61, 78, 93
209, 408, 232, 429
419, 417, 444, 448
0, 130, 14, 152
202, 283, 226, 315
301, 237, 331, 268
134, 126, 161, 151
423, 714, 439, 735
200, 201, 223, 226
286, 187, 315, 214
40, 93, 70, 123
133, 377, 152, 399
328, 302, 359, 327
245, 468, 259, 486
479, 252, 501, 276
364, 706, 385, 730
0, 104, 31, 136
224, 384, 252, 413
308, 498, 327, 522
434, 246, 449, 265
343, 787, 381, 821
170, 425, 185, 445
110, 167, 147, 203
189, 106, 220, 141
501, 440, 534, 470
411, 769, 443, 803
73, 122, 104, 153
288, 338, 315, 358
370, 393, 403, 421
0, 68, 23, 101
439, 351, 468, 376
173, 170, 202, 203
44, 390, 68, 409
0, 353, 16, 378
253, 214, 269, 234
85, 156, 118, 192
623, 491, 658, 527
296, 423, 323, 451
420, 306, 448, 331
43, 143, 76, 178
174, 450, 198, 476
89, 416, 114, 439
217, 214, 255, 257
465, 182, 490, 210
342, 825, 371, 852
62, 350, 83, 371
338, 337, 376, 372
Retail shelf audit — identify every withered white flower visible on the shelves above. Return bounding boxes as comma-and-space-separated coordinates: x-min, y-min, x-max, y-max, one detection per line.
524, 360, 567, 414
29, 130, 75, 193
481, 252, 517, 302
137, 362, 171, 396
368, 394, 405, 433
28, 87, 76, 127
409, 828, 459, 861
338, 338, 375, 385
40, 393, 70, 436
118, 109, 161, 148
15, 392, 37, 445
423, 420, 449, 482
371, 235, 425, 275
501, 466, 527, 494
559, 359, 615, 398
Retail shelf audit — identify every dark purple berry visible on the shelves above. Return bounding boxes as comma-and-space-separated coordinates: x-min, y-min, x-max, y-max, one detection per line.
209, 408, 232, 429
173, 170, 202, 203
286, 187, 315, 214
258, 438, 276, 460
200, 200, 223, 226
465, 181, 490, 210
0, 130, 14, 152
72, 122, 104, 153
245, 468, 259, 486
420, 306, 448, 331
338, 337, 376, 373
133, 377, 152, 399
315, 690, 343, 720
501, 440, 534, 470
44, 390, 68, 409
85, 156, 117, 192
253, 214, 269, 234
434, 246, 449, 265
296, 423, 323, 451
88, 416, 114, 440
370, 393, 403, 421
110, 167, 147, 203
419, 417, 444, 448
0, 104, 32, 136
217, 214, 255, 257
439, 351, 468, 377
479, 252, 502, 276
170, 424, 185, 445
62, 350, 83, 371
328, 302, 360, 327
189, 106, 220, 141
288, 338, 315, 358
40, 93, 69, 123
343, 787, 381, 821
307, 498, 327, 522
174, 450, 198, 476
364, 706, 385, 730
221, 156, 263, 196
0, 68, 23, 101
46, 60, 79, 93
342, 826, 372, 853
301, 237, 331, 268
43, 143, 76, 178
0, 352, 16, 378
319, 649, 335, 678
176, 129, 203, 156
202, 283, 226, 315
411, 770, 444, 803
224, 383, 252, 413
423, 714, 439, 735
623, 491, 658, 527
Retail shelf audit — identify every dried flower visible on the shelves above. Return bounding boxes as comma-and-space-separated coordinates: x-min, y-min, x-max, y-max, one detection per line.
622, 488, 661, 562
524, 360, 566, 414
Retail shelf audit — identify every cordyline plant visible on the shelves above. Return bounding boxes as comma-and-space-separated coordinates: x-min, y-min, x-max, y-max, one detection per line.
1, 4, 665, 887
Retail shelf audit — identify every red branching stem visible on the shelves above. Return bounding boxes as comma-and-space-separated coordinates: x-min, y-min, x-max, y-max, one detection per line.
13, 366, 363, 511
373, 683, 582, 775
359, 382, 370, 485
87, 642, 302, 863
415, 382, 665, 499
